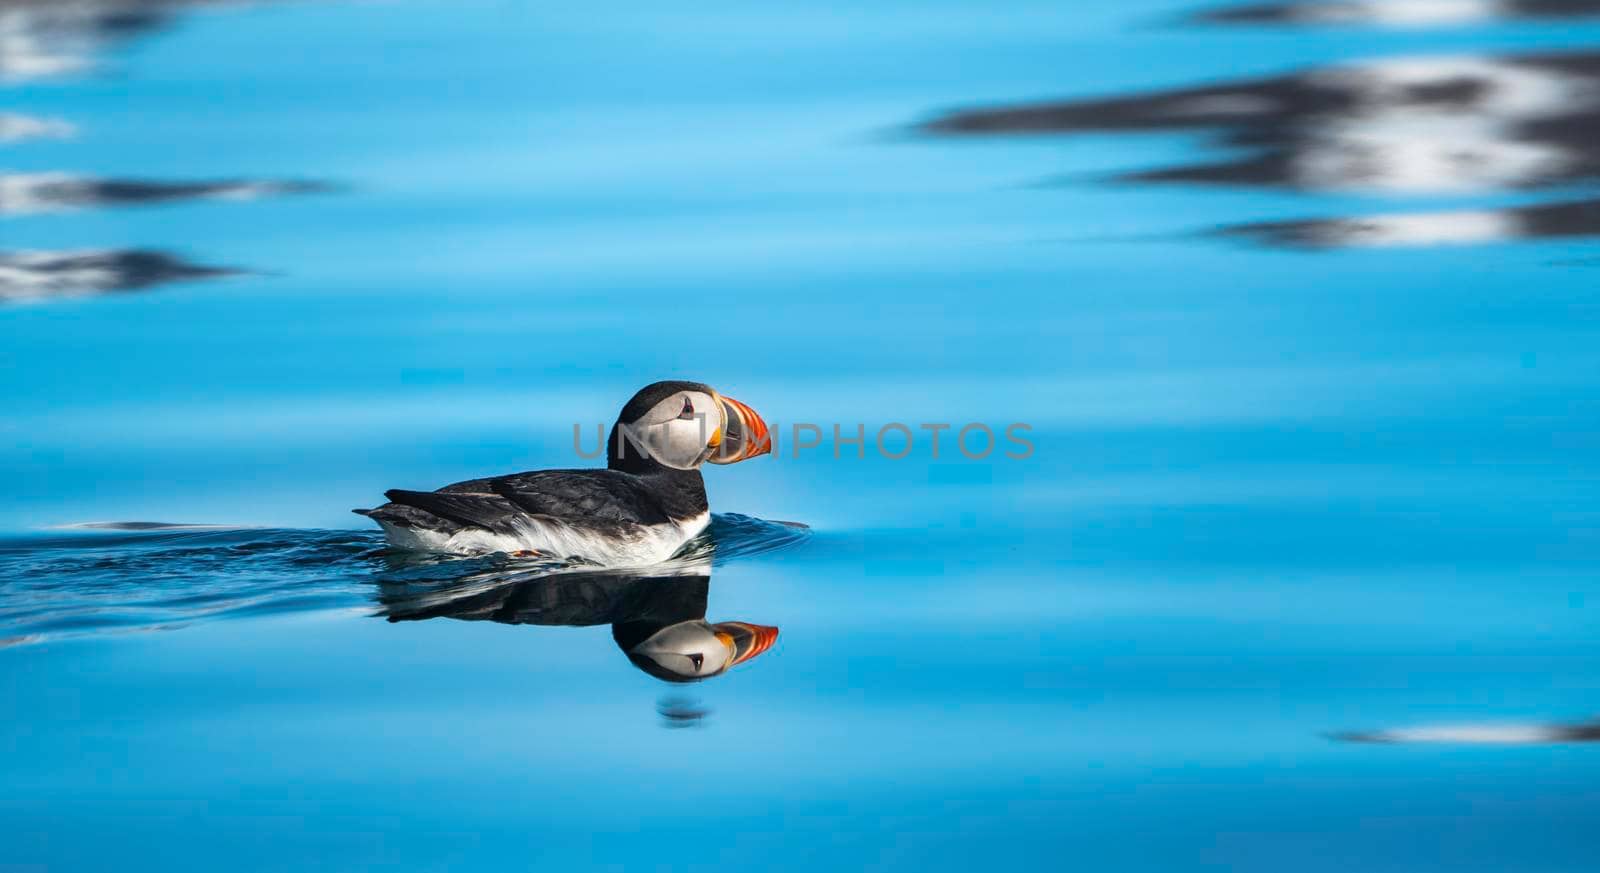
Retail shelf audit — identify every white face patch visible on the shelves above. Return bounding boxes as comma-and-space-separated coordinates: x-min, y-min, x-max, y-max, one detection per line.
630, 621, 735, 679
615, 390, 722, 470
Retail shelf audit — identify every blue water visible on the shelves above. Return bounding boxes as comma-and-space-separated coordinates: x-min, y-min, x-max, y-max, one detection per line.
3, 1, 1600, 870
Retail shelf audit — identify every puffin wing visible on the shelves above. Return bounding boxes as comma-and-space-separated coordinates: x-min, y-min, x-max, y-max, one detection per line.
382, 488, 526, 534
484, 470, 670, 526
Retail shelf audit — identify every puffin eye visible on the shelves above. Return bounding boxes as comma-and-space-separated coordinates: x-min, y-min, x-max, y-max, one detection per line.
677, 397, 695, 420
688, 652, 704, 670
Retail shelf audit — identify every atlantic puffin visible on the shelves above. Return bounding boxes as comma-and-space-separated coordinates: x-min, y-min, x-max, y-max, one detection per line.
378, 560, 779, 683
354, 381, 771, 563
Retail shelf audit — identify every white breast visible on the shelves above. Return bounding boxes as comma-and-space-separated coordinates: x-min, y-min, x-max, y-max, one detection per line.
378, 511, 710, 567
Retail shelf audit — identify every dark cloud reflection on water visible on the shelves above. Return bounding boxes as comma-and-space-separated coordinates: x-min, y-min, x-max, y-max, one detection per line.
0, 0, 259, 80
1225, 196, 1600, 248
0, 173, 330, 215
927, 52, 1600, 195
0, 249, 242, 302
1194, 0, 1600, 27
924, 41, 1600, 249
0, 0, 325, 301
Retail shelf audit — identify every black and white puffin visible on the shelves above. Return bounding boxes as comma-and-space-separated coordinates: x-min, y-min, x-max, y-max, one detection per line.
354, 381, 771, 563
378, 560, 780, 683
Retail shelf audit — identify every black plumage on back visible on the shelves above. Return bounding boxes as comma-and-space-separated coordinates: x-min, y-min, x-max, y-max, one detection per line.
373, 465, 706, 526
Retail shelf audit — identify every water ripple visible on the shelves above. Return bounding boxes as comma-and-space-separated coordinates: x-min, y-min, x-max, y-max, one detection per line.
0, 514, 809, 646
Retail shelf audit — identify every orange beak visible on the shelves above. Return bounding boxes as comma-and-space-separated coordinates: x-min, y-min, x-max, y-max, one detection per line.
707, 394, 772, 464
723, 622, 780, 666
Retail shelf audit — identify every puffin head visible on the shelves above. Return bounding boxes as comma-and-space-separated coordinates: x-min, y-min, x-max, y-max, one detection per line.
624, 620, 781, 683
610, 380, 771, 471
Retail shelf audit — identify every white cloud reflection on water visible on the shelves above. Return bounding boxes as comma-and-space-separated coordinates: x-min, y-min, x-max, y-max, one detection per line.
0, 111, 74, 141
1334, 718, 1600, 744
0, 173, 328, 215
1224, 197, 1600, 247
0, 0, 331, 300
925, 45, 1600, 248
0, 0, 260, 80
927, 52, 1600, 194
1195, 0, 1600, 27
0, 248, 240, 301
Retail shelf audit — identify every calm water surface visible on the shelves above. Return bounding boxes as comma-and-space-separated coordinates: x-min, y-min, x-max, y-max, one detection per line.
2, 1, 1599, 870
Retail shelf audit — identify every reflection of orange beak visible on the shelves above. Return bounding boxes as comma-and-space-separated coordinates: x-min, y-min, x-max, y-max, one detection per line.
707, 394, 772, 464
724, 622, 780, 666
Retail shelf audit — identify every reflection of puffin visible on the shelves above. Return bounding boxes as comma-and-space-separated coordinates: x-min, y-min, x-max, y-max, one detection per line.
378, 563, 778, 683
354, 381, 771, 562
